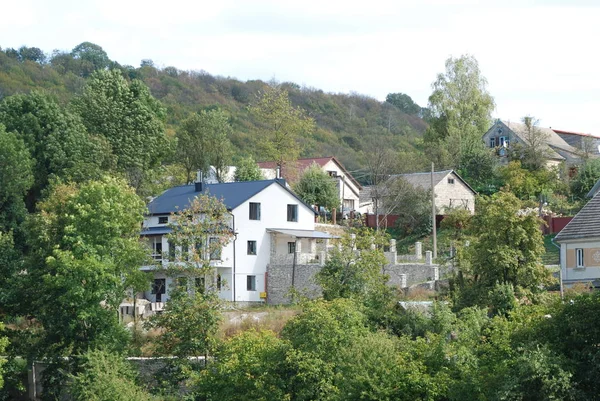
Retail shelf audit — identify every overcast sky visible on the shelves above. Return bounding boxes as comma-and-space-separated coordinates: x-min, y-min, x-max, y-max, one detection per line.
3, 0, 599, 134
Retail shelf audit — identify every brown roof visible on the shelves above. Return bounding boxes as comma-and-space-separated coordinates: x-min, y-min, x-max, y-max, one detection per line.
555, 194, 600, 242
553, 129, 600, 139
257, 156, 362, 190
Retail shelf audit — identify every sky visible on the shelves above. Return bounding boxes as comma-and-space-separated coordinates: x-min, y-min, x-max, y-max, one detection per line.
3, 0, 599, 134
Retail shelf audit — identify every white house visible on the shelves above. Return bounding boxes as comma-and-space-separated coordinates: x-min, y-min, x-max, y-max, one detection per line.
257, 156, 366, 214
140, 179, 333, 304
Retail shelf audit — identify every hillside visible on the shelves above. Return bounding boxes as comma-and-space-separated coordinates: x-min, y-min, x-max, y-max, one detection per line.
0, 44, 427, 182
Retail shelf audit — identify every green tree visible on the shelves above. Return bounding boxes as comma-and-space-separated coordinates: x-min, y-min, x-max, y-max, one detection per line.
498, 160, 556, 201
249, 86, 314, 170
0, 323, 7, 389
452, 191, 550, 307
17, 46, 46, 63
234, 156, 264, 181
70, 42, 111, 76
293, 163, 339, 212
385, 92, 421, 115
0, 125, 33, 233
0, 91, 113, 208
177, 109, 233, 184
509, 116, 552, 171
68, 349, 153, 401
19, 177, 148, 354
72, 69, 168, 187
381, 176, 433, 236
425, 55, 495, 170
571, 158, 600, 199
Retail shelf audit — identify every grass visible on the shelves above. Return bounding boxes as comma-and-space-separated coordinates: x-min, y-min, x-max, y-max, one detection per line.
542, 234, 560, 265
219, 305, 300, 338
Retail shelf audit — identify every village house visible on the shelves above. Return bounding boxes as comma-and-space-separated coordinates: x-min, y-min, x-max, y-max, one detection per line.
553, 129, 600, 158
360, 169, 476, 216
482, 119, 581, 168
554, 192, 600, 288
258, 156, 366, 214
140, 178, 335, 306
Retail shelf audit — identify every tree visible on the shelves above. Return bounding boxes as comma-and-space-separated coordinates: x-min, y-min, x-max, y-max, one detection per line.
498, 160, 556, 201
249, 86, 314, 171
177, 109, 233, 184
0, 323, 7, 389
380, 177, 432, 236
68, 349, 153, 401
0, 91, 113, 208
293, 163, 339, 212
425, 55, 495, 170
452, 191, 550, 307
509, 116, 551, 171
17, 46, 46, 63
19, 177, 148, 352
70, 42, 111, 76
234, 156, 264, 181
0, 125, 33, 233
571, 158, 600, 199
385, 93, 421, 115
72, 69, 169, 187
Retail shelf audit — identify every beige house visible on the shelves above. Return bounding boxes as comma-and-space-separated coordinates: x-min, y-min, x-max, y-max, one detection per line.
482, 119, 581, 169
555, 193, 600, 287
361, 170, 476, 215
258, 156, 365, 214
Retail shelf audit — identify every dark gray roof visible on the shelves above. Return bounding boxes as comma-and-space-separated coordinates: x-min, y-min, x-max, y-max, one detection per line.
141, 226, 172, 236
555, 194, 600, 242
587, 178, 600, 198
147, 179, 315, 215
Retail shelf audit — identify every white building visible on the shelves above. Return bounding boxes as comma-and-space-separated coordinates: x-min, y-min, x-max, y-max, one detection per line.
257, 156, 366, 214
140, 179, 333, 304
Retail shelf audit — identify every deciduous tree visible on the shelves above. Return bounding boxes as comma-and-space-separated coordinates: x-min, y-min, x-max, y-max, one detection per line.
293, 163, 339, 212
234, 156, 264, 182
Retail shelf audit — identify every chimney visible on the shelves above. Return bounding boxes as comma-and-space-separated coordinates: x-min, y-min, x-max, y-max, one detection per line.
195, 171, 203, 192
276, 164, 281, 179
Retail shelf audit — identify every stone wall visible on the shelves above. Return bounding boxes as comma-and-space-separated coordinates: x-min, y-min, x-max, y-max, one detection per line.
267, 263, 323, 304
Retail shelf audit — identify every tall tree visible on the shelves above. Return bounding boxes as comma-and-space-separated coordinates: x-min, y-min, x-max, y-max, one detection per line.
0, 125, 33, 233
249, 86, 314, 170
177, 109, 234, 184
234, 156, 264, 182
70, 42, 111, 76
72, 69, 169, 187
0, 91, 113, 208
510, 116, 551, 171
425, 55, 495, 170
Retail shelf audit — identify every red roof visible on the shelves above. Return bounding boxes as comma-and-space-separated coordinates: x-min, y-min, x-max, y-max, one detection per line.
553, 129, 600, 138
257, 156, 362, 190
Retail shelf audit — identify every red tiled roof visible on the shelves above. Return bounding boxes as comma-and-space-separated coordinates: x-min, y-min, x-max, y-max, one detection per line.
553, 129, 600, 138
257, 156, 362, 190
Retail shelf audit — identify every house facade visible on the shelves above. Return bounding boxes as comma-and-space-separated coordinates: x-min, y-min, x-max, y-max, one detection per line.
555, 193, 600, 287
258, 156, 366, 214
141, 179, 333, 305
482, 120, 581, 169
553, 129, 600, 157
361, 170, 476, 216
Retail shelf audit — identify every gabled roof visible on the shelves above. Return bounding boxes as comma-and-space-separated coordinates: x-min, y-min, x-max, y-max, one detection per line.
555, 193, 600, 242
553, 129, 600, 139
391, 170, 477, 194
147, 179, 316, 215
488, 120, 580, 161
257, 156, 362, 190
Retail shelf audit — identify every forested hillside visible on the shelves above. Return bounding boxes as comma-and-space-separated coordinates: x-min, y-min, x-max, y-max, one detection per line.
0, 43, 427, 180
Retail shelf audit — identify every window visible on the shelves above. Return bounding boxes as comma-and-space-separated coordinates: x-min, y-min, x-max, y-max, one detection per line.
247, 240, 257, 255
447, 178, 455, 184
158, 216, 168, 224
343, 199, 355, 210
151, 237, 163, 260
209, 237, 221, 260
249, 202, 261, 220
168, 240, 175, 261
287, 204, 298, 222
247, 275, 256, 291
490, 137, 496, 148
176, 276, 188, 290
195, 277, 205, 293
499, 136, 509, 148
217, 274, 222, 291
182, 244, 189, 261
288, 241, 296, 254
195, 240, 203, 258
152, 279, 166, 302
576, 248, 584, 268
327, 170, 338, 177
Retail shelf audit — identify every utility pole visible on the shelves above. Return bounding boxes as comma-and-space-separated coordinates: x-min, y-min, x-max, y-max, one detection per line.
431, 162, 437, 259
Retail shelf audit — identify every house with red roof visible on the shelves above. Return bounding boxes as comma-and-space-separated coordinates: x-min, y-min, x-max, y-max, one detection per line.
257, 156, 366, 214
553, 129, 600, 157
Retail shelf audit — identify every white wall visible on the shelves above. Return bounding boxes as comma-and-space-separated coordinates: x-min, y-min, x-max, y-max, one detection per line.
434, 172, 476, 214
561, 240, 600, 285
232, 182, 315, 302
